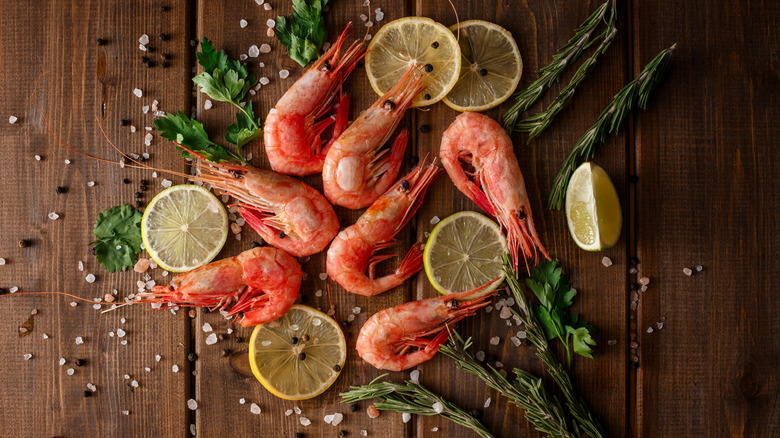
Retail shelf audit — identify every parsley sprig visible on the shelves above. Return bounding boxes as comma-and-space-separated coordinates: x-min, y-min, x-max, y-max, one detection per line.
276, 0, 329, 66
526, 260, 596, 366
154, 111, 244, 163
193, 37, 262, 154
90, 205, 143, 272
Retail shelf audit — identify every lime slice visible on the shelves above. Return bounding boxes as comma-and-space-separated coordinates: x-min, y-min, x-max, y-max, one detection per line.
565, 162, 622, 251
366, 17, 461, 107
249, 305, 347, 400
423, 211, 507, 298
443, 20, 523, 111
141, 184, 228, 272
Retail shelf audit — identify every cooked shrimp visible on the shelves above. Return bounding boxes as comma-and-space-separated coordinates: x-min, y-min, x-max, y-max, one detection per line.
183, 146, 339, 258
322, 66, 425, 209
439, 112, 550, 270
326, 159, 442, 296
264, 23, 365, 176
138, 247, 303, 326
356, 288, 496, 371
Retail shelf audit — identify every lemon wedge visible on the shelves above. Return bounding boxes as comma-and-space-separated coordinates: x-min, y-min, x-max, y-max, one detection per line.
565, 162, 622, 251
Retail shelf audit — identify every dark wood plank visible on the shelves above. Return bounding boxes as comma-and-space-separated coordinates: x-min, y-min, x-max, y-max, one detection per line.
193, 2, 412, 437
0, 0, 194, 436
631, 0, 780, 436
413, 0, 629, 436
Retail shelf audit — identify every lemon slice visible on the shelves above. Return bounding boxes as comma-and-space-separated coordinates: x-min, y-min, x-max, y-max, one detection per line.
366, 17, 461, 107
423, 211, 507, 299
565, 162, 622, 251
249, 305, 347, 400
141, 184, 228, 272
443, 20, 523, 111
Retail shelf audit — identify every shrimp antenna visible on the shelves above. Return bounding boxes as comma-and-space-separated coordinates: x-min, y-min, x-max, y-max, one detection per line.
0, 291, 125, 306
429, 0, 461, 83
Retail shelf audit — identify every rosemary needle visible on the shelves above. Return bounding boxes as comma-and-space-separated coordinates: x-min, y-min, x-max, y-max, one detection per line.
502, 0, 616, 133
341, 375, 494, 438
548, 43, 677, 210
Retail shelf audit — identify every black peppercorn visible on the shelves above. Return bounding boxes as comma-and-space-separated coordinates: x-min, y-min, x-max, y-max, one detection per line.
188, 352, 198, 362
96, 38, 106, 46
629, 175, 639, 184
339, 431, 348, 437
291, 336, 299, 344
0, 288, 7, 295
431, 41, 439, 48
161, 61, 170, 68
18, 240, 28, 248
479, 68, 488, 76
120, 119, 130, 126
56, 186, 65, 194
294, 433, 304, 438
134, 192, 142, 198
419, 124, 431, 133
140, 56, 149, 63
123, 178, 131, 184
145, 61, 155, 68
278, 231, 285, 238
135, 201, 143, 208
201, 307, 209, 314
630, 256, 640, 265
298, 352, 306, 360
83, 390, 92, 397
332, 364, 341, 372
350, 403, 359, 412
424, 63, 433, 72
251, 241, 262, 248
159, 33, 169, 41
146, 46, 155, 53
75, 359, 85, 367
140, 179, 148, 185
161, 5, 169, 11
140, 185, 148, 192
162, 53, 171, 60
235, 337, 243, 343
630, 283, 639, 291
469, 409, 482, 419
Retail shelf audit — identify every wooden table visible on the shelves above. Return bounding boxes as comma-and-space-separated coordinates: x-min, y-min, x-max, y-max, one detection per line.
0, 0, 777, 436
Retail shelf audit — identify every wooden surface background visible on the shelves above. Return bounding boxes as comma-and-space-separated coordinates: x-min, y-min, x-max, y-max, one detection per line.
0, 0, 777, 437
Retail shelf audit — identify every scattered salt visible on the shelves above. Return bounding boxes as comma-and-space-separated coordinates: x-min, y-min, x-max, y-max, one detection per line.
510, 336, 521, 346
657, 322, 664, 329
430, 216, 440, 225
43, 333, 49, 339
67, 368, 75, 375
484, 397, 492, 408
332, 412, 344, 426
489, 336, 500, 345
294, 406, 302, 414
240, 19, 248, 28
122, 410, 129, 415
23, 353, 32, 360
117, 328, 127, 338
432, 428, 439, 432
432, 401, 443, 413
402, 413, 411, 423
202, 323, 213, 332
638, 277, 650, 285
9, 286, 18, 293
647, 327, 654, 333
172, 364, 180, 373
93, 304, 101, 310
59, 358, 66, 366
259, 76, 270, 85
155, 355, 162, 362
376, 10, 384, 21
239, 54, 248, 61
75, 336, 84, 345
255, 0, 264, 4
696, 265, 704, 272
499, 306, 512, 319
324, 414, 334, 424
35, 155, 41, 161
409, 369, 420, 383
315, 289, 323, 297
70, 302, 77, 307
264, 3, 272, 10
266, 19, 276, 28
608, 339, 618, 345
9, 116, 18, 124
279, 69, 290, 79
300, 417, 311, 426
476, 350, 485, 361
683, 267, 692, 276
131, 380, 139, 388
48, 212, 60, 220
133, 88, 143, 98
285, 409, 293, 416
142, 105, 150, 114
161, 179, 173, 188
517, 330, 527, 339
259, 44, 272, 54
250, 403, 261, 414
602, 256, 613, 267
144, 133, 153, 146
139, 34, 149, 45
319, 273, 328, 280
188, 399, 198, 410
205, 333, 218, 345
248, 45, 260, 58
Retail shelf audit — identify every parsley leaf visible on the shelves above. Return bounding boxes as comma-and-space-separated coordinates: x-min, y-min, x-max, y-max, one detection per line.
276, 0, 329, 66
90, 205, 143, 272
154, 111, 244, 163
225, 101, 263, 151
526, 260, 596, 366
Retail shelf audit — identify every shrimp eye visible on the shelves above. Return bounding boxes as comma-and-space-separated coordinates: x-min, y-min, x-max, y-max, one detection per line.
446, 299, 459, 309
399, 179, 410, 192
233, 171, 243, 179
322, 61, 332, 71
383, 99, 396, 110
278, 231, 286, 238
516, 208, 526, 220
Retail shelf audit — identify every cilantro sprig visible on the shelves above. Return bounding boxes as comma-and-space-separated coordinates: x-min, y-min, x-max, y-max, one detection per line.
193, 37, 262, 154
276, 0, 329, 66
90, 205, 143, 272
526, 260, 596, 366
154, 111, 245, 163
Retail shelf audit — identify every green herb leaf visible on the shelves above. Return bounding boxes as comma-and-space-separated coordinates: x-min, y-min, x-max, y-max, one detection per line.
568, 326, 596, 358
225, 101, 263, 150
154, 111, 243, 163
275, 0, 328, 66
90, 205, 142, 272
195, 37, 256, 103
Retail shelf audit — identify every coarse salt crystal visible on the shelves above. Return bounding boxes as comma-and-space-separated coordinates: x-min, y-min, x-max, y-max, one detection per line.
250, 403, 261, 414
145, 367, 151, 372
300, 417, 311, 426
9, 286, 18, 293
205, 333, 218, 345
430, 216, 440, 224
144, 133, 153, 146
255, 0, 264, 4
347, 314, 356, 322
259, 76, 270, 85
517, 330, 527, 339
161, 179, 173, 188
70, 301, 77, 307
608, 339, 618, 345
133, 88, 143, 98
59, 358, 66, 366
657, 322, 664, 329
172, 364, 180, 373
24, 353, 33, 360
696, 265, 704, 272
67, 368, 75, 375
499, 306, 512, 319
410, 369, 420, 383
332, 412, 344, 426
476, 350, 485, 361
139, 34, 149, 45
602, 256, 613, 267
683, 267, 692, 276
190, 424, 196, 436
109, 331, 115, 337
142, 105, 150, 114
9, 116, 18, 124
352, 307, 362, 314
76, 336, 84, 344
93, 304, 101, 310
365, 34, 373, 41
315, 289, 323, 297
484, 397, 492, 408
85, 273, 96, 283
43, 333, 49, 339
240, 19, 248, 28
188, 399, 198, 410
202, 323, 213, 332
432, 428, 439, 432
139, 44, 147, 51
87, 383, 96, 392
402, 413, 411, 423
35, 155, 41, 161
279, 69, 290, 79
122, 410, 129, 415
510, 336, 521, 346
285, 409, 293, 416
248, 45, 260, 57
489, 336, 500, 345
49, 212, 60, 220
266, 19, 276, 28
647, 327, 654, 333
324, 414, 334, 424
432, 402, 443, 413
376, 10, 384, 21
638, 277, 650, 285
264, 3, 272, 10
78, 261, 84, 271
131, 380, 139, 388
117, 328, 127, 337
360, 431, 368, 436
294, 406, 302, 414
65, 159, 71, 164
239, 54, 248, 61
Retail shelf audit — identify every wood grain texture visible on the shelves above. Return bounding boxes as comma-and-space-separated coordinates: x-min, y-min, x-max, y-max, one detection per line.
193, 2, 412, 437
0, 0, 193, 436
412, 1, 628, 436
631, 0, 780, 436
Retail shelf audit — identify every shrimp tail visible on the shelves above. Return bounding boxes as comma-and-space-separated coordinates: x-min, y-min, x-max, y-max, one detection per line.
395, 242, 425, 281
504, 210, 551, 271
323, 94, 351, 153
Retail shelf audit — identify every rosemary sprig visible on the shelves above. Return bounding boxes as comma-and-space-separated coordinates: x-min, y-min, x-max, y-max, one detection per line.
341, 374, 493, 438
548, 44, 676, 209
515, 1, 617, 140
504, 256, 606, 438
503, 0, 615, 133
440, 331, 576, 438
